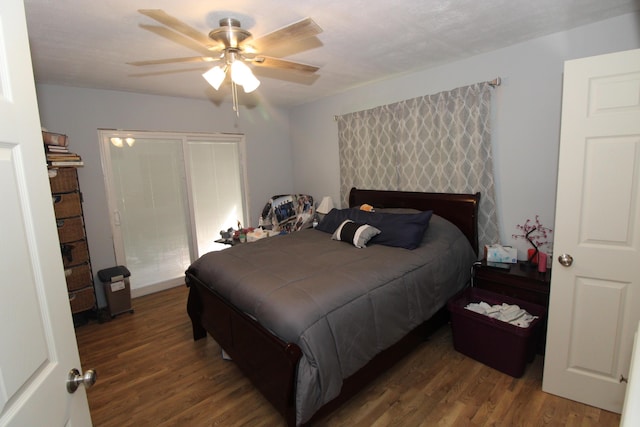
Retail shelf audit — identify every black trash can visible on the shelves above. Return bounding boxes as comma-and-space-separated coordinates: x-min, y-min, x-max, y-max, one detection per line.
98, 266, 133, 318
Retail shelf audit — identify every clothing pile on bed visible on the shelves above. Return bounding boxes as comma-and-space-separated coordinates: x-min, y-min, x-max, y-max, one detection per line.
260, 194, 314, 233
464, 301, 538, 328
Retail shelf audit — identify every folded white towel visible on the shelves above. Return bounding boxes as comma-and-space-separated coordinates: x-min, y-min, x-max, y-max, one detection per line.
464, 300, 538, 328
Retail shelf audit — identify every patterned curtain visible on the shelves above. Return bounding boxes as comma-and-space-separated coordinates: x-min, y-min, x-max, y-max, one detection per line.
336, 82, 499, 250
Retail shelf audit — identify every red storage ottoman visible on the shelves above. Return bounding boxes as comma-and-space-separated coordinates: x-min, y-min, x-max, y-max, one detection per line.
447, 287, 546, 377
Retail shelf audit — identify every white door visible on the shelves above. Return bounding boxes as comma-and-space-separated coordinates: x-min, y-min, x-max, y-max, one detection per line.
543, 48, 640, 413
621, 321, 640, 426
0, 0, 93, 425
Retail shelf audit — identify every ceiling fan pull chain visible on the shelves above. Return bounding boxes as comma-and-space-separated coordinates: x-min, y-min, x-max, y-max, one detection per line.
232, 81, 239, 117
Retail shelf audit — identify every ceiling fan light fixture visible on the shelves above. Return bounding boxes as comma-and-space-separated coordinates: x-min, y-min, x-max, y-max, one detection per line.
203, 65, 227, 90
241, 73, 260, 93
230, 60, 260, 93
230, 60, 249, 83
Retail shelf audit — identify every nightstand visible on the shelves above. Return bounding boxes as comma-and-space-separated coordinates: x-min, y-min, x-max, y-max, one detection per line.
472, 260, 551, 352
473, 261, 551, 308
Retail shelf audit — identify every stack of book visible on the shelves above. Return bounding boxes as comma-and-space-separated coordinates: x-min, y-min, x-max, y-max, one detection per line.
43, 131, 84, 167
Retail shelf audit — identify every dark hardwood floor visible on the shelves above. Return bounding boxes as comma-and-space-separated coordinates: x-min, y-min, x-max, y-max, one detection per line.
75, 285, 621, 426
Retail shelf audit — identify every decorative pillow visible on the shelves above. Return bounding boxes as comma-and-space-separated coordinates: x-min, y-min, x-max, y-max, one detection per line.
318, 208, 433, 250
331, 220, 381, 248
316, 208, 352, 233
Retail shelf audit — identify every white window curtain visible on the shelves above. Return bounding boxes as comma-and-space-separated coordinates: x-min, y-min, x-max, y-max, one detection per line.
336, 82, 499, 251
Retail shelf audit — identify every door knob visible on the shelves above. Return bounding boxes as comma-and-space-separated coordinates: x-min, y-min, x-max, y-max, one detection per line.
67, 368, 97, 393
558, 253, 573, 267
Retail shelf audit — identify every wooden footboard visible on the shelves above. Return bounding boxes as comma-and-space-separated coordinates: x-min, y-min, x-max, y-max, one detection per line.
186, 272, 302, 426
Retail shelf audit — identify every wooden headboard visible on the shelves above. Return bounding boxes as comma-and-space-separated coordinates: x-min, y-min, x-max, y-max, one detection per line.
348, 187, 481, 254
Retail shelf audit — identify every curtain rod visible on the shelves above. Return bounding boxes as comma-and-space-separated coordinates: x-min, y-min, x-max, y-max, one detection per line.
334, 77, 501, 121
488, 77, 501, 87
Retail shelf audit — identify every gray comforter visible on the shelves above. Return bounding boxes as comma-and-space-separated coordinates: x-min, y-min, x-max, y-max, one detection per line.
188, 215, 476, 425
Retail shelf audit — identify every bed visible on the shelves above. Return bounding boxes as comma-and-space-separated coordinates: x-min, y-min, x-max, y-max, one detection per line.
185, 187, 480, 426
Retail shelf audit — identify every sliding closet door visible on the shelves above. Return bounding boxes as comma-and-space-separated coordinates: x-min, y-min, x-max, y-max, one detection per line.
100, 131, 247, 296
107, 136, 191, 291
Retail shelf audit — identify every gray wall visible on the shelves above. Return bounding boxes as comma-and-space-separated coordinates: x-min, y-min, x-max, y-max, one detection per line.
36, 85, 293, 303
290, 12, 640, 259
35, 13, 640, 302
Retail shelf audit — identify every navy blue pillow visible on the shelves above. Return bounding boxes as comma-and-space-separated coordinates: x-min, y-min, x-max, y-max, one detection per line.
317, 208, 433, 250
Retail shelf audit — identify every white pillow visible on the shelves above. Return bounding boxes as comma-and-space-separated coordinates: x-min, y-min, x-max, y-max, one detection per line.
331, 220, 381, 248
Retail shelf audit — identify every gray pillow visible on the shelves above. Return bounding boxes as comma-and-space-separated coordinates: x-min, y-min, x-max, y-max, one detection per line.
331, 220, 381, 248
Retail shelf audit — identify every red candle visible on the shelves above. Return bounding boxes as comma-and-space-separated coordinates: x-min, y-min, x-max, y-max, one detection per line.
538, 252, 547, 273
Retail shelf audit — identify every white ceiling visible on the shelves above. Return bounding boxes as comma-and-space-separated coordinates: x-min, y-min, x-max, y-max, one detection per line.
23, 0, 640, 108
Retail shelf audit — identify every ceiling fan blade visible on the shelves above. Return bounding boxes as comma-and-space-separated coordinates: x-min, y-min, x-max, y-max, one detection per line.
138, 9, 217, 49
251, 56, 319, 73
128, 56, 218, 66
246, 17, 322, 53
252, 67, 320, 86
128, 65, 213, 78
140, 25, 221, 55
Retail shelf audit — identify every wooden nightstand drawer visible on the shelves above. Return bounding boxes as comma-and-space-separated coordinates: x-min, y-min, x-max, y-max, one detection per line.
473, 261, 551, 308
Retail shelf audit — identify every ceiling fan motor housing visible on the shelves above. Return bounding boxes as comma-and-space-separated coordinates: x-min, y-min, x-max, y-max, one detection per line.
209, 18, 252, 49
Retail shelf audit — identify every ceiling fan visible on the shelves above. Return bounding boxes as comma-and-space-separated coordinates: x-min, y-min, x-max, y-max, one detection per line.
129, 9, 323, 114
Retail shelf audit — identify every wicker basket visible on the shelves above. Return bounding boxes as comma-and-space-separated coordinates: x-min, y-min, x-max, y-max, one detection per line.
69, 287, 95, 314
53, 192, 82, 218
61, 240, 89, 268
49, 167, 78, 193
64, 263, 92, 291
57, 217, 85, 243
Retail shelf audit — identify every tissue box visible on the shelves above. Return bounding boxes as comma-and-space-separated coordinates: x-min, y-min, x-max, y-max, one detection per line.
246, 229, 277, 242
246, 229, 267, 242
484, 244, 517, 263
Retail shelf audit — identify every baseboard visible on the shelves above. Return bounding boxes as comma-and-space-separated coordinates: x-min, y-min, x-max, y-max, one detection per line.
131, 278, 184, 298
